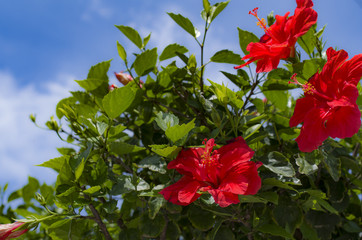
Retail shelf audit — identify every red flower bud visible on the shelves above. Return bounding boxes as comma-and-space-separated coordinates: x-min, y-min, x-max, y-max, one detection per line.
114, 71, 133, 86
0, 222, 28, 239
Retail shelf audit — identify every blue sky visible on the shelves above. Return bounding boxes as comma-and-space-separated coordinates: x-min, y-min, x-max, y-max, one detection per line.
0, 0, 361, 193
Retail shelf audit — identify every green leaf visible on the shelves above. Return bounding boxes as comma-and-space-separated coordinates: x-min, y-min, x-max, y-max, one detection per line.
300, 218, 319, 240
148, 197, 165, 220
56, 97, 77, 119
263, 90, 288, 110
22, 176, 40, 203
159, 43, 188, 61
267, 11, 275, 26
75, 78, 105, 91
210, 49, 243, 65
238, 195, 267, 204
263, 178, 298, 192
257, 224, 294, 239
297, 24, 316, 56
111, 175, 150, 195
209, 1, 230, 22
238, 28, 259, 55
165, 119, 195, 143
188, 205, 215, 231
143, 33, 151, 49
102, 85, 137, 119
263, 151, 295, 177
109, 141, 145, 155
140, 214, 166, 238
273, 196, 302, 233
134, 48, 158, 76
154, 112, 179, 131
115, 25, 143, 49
150, 145, 182, 158
167, 12, 199, 38
83, 186, 101, 195
305, 211, 340, 240
221, 71, 250, 89
214, 226, 235, 240
203, 0, 211, 13
37, 156, 69, 172
138, 155, 167, 174
75, 158, 85, 181
75, 60, 111, 91
296, 157, 318, 175
322, 147, 341, 182
116, 41, 127, 61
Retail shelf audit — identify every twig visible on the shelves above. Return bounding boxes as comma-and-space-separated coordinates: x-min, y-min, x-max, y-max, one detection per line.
88, 202, 113, 240
110, 155, 133, 174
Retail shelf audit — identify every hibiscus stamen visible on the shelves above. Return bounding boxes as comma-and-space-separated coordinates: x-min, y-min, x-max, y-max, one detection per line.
201, 139, 218, 167
249, 7, 269, 32
289, 73, 333, 101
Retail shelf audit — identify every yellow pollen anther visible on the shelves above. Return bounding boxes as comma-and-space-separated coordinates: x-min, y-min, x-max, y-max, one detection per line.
302, 83, 316, 95
249, 7, 269, 32
289, 73, 316, 95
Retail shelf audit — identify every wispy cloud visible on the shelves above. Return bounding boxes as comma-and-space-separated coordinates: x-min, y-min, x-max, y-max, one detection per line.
0, 70, 77, 191
81, 0, 113, 21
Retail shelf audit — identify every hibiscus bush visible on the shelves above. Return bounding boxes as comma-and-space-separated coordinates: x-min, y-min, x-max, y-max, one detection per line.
1, 0, 362, 239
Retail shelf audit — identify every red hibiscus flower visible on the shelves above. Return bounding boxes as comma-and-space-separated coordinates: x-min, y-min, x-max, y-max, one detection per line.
160, 137, 262, 207
0, 222, 28, 240
234, 0, 317, 73
289, 47, 362, 152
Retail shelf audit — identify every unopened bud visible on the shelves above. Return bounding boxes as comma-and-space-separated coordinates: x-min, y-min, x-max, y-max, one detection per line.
108, 84, 118, 91
114, 71, 133, 86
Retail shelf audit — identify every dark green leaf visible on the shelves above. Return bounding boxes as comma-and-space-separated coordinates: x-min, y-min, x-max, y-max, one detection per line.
256, 223, 293, 239
138, 155, 167, 174
296, 157, 318, 175
188, 205, 215, 231
140, 214, 166, 238
214, 226, 235, 240
148, 197, 165, 219
263, 151, 295, 177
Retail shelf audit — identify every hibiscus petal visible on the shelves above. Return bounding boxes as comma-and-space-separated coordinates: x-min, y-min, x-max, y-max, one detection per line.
217, 137, 254, 175
167, 148, 202, 179
289, 97, 317, 127
326, 105, 361, 139
218, 172, 249, 195
208, 189, 240, 208
159, 176, 201, 206
295, 108, 329, 152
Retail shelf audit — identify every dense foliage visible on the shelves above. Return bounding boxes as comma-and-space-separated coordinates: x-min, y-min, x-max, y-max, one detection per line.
1, 0, 361, 239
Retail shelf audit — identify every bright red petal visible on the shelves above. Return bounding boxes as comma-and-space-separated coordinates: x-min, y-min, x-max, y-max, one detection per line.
208, 189, 240, 207
159, 176, 201, 206
167, 148, 202, 179
326, 105, 361, 139
289, 97, 317, 127
218, 171, 249, 195
295, 108, 329, 152
217, 137, 254, 176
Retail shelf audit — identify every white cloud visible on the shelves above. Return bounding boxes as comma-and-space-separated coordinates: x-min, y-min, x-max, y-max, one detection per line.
81, 0, 113, 21
0, 70, 77, 192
